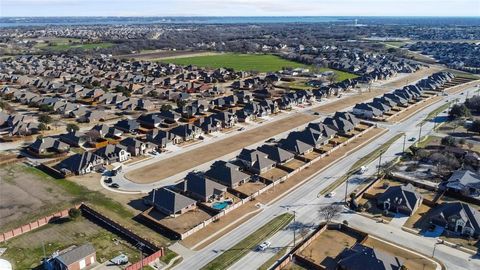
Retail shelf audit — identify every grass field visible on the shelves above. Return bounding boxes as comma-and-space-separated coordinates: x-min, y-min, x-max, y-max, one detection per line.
201, 213, 294, 270
162, 53, 357, 81
163, 53, 305, 72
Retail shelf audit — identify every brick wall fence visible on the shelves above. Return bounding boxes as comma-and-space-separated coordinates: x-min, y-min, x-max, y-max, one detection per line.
0, 204, 81, 242
125, 250, 164, 270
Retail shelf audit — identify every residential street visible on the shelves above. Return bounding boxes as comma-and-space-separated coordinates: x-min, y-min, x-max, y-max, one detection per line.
172, 87, 480, 270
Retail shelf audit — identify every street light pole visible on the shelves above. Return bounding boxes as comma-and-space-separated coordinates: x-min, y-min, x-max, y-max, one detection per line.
377, 151, 383, 177
418, 123, 423, 141
402, 134, 406, 152
344, 178, 349, 204
293, 210, 297, 247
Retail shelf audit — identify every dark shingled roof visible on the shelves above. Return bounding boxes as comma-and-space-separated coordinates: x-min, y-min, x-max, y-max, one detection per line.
337, 243, 403, 270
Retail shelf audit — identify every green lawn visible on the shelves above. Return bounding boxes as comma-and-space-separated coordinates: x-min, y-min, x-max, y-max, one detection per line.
201, 213, 294, 270
46, 42, 114, 51
162, 53, 358, 81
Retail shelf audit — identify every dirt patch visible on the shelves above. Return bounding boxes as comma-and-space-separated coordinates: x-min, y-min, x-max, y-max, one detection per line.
260, 167, 289, 181
298, 229, 362, 269
145, 208, 213, 234
0, 164, 75, 232
234, 181, 267, 196
283, 158, 307, 170
125, 113, 318, 183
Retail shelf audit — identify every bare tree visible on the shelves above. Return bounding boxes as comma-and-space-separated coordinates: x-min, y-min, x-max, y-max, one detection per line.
318, 204, 343, 224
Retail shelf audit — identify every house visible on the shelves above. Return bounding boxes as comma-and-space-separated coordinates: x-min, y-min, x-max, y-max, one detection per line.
28, 137, 70, 155
306, 122, 337, 140
288, 128, 328, 149
213, 111, 238, 128
257, 144, 295, 164
94, 144, 131, 164
119, 137, 154, 156
170, 124, 202, 142
323, 116, 355, 134
91, 124, 123, 139
146, 130, 179, 148
429, 202, 480, 237
236, 148, 276, 174
114, 119, 140, 133
59, 132, 88, 147
337, 243, 404, 270
352, 103, 383, 119
445, 170, 480, 198
43, 243, 96, 270
279, 137, 314, 155
144, 187, 197, 217
175, 172, 227, 202
205, 161, 251, 188
55, 152, 104, 175
137, 113, 165, 129
377, 184, 423, 216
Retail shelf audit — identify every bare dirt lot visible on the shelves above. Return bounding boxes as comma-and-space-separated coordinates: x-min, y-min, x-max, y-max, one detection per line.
0, 164, 75, 232
125, 113, 318, 183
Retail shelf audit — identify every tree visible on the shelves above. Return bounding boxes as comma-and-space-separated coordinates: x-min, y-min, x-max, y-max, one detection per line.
465, 96, 480, 113
39, 104, 53, 112
469, 119, 480, 134
160, 104, 173, 112
318, 204, 342, 224
66, 123, 80, 133
449, 104, 471, 120
38, 114, 52, 124
68, 208, 81, 220
38, 123, 48, 131
441, 136, 457, 147
176, 100, 188, 108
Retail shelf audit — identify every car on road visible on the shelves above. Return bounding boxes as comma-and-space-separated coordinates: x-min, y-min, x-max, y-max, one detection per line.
257, 241, 271, 251
104, 177, 113, 184
357, 166, 367, 174
238, 127, 245, 131
326, 191, 336, 198
109, 183, 119, 188
408, 137, 416, 141
199, 136, 205, 140
266, 138, 276, 143
314, 112, 320, 115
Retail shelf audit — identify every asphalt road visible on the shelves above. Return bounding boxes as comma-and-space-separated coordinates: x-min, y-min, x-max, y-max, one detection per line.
172, 87, 480, 270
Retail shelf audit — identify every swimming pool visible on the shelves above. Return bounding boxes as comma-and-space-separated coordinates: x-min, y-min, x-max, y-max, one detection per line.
212, 200, 232, 210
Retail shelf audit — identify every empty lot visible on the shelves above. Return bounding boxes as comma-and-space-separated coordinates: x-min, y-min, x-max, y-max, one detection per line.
0, 164, 74, 232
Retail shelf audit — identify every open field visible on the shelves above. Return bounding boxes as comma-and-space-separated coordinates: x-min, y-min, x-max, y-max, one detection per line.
0, 164, 75, 232
0, 164, 170, 246
161, 53, 307, 73
125, 113, 318, 183
2, 216, 142, 269
201, 213, 294, 270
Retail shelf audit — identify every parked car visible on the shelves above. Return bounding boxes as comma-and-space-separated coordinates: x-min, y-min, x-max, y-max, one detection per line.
257, 241, 271, 251
109, 183, 120, 188
104, 177, 113, 184
199, 136, 205, 140
409, 137, 416, 141
238, 127, 245, 131
266, 138, 276, 143
326, 191, 336, 198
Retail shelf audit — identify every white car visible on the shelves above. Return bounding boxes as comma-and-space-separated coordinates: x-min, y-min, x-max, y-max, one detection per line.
257, 241, 271, 251
326, 192, 336, 198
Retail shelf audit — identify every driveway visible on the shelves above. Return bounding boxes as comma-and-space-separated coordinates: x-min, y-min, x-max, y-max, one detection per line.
389, 213, 410, 228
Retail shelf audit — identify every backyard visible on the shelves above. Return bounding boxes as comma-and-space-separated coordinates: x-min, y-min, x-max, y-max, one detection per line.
2, 216, 142, 269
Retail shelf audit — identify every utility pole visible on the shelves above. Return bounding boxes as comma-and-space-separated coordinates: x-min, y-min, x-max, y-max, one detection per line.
344, 178, 349, 204
402, 134, 406, 152
418, 123, 423, 141
293, 210, 297, 247
377, 151, 383, 177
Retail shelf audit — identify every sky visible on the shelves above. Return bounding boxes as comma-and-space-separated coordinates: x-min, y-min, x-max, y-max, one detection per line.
1, 0, 479, 17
